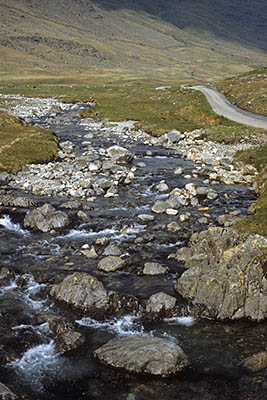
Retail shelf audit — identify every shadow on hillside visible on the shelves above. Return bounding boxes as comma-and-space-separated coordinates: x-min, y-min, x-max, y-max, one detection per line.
96, 0, 267, 52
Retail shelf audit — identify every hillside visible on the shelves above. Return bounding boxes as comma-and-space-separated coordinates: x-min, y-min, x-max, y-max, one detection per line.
0, 0, 267, 80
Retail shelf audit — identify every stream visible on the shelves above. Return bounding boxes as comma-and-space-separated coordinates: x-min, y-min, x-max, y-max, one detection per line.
0, 99, 266, 400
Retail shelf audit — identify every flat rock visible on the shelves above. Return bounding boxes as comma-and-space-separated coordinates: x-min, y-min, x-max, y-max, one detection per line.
137, 214, 155, 222
107, 145, 133, 163
98, 256, 126, 272
93, 336, 189, 375
50, 273, 108, 312
103, 244, 122, 256
143, 262, 167, 275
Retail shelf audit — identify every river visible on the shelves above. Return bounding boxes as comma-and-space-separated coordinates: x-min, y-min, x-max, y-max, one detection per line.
0, 98, 266, 400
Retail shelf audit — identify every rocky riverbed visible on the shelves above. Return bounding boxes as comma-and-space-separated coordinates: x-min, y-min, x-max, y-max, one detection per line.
0, 94, 266, 400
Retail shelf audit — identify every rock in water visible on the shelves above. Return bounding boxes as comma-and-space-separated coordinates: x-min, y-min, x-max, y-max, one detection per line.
175, 227, 267, 321
93, 336, 189, 375
98, 256, 126, 272
146, 292, 177, 313
50, 273, 108, 312
24, 203, 69, 232
143, 262, 167, 275
107, 145, 133, 163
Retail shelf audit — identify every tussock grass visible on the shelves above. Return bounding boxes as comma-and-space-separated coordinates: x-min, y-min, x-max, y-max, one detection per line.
199, 125, 267, 144
0, 111, 59, 173
79, 84, 231, 136
234, 145, 267, 237
216, 67, 267, 116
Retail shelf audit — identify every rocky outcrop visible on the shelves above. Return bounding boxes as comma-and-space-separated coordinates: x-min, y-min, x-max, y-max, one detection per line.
93, 336, 189, 375
175, 227, 267, 321
24, 203, 69, 232
50, 273, 109, 312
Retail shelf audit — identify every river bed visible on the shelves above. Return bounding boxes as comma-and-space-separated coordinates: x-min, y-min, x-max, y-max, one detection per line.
0, 98, 266, 400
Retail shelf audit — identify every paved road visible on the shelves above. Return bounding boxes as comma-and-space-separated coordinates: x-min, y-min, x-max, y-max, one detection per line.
188, 85, 267, 129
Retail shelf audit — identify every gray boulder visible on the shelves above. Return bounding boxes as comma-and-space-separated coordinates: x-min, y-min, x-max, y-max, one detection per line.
143, 262, 167, 275
146, 292, 177, 313
103, 244, 122, 256
107, 145, 133, 163
175, 227, 267, 321
93, 336, 189, 375
151, 200, 167, 214
24, 203, 69, 232
50, 273, 109, 312
167, 130, 183, 144
98, 256, 126, 272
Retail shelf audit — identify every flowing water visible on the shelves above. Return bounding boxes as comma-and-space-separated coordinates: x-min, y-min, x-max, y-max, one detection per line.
0, 104, 266, 400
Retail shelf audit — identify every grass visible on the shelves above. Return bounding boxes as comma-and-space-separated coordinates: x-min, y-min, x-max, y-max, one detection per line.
216, 67, 267, 116
0, 111, 59, 173
79, 84, 234, 136
0, 74, 235, 137
233, 145, 267, 237
198, 125, 267, 144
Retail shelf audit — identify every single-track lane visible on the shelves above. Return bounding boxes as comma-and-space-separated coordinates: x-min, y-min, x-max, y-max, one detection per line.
188, 85, 267, 129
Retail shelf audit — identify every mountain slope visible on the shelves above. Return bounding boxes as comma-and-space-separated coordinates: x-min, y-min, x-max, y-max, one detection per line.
0, 0, 266, 80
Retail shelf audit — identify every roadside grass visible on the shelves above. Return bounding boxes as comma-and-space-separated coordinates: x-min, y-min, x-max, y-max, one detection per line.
216, 67, 267, 116
79, 84, 234, 136
233, 145, 267, 238
0, 111, 59, 174
198, 125, 267, 144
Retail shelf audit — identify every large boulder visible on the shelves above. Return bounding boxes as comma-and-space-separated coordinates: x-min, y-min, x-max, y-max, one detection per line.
93, 336, 189, 375
50, 273, 109, 312
175, 227, 267, 321
107, 145, 133, 163
24, 203, 69, 232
